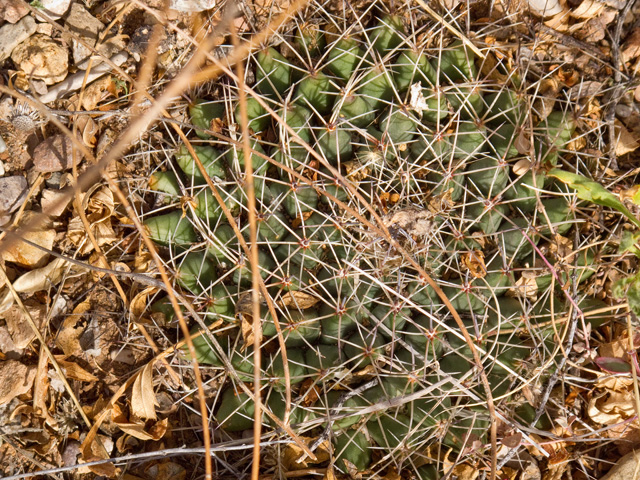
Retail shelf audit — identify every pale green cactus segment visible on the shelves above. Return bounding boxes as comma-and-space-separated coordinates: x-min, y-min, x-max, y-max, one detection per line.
216, 388, 254, 432
465, 157, 509, 196
484, 89, 523, 126
380, 105, 417, 145
315, 126, 353, 164
319, 390, 367, 430
535, 248, 596, 291
255, 210, 288, 243
498, 216, 538, 260
176, 251, 217, 295
411, 131, 453, 162
189, 98, 225, 139
357, 65, 395, 110
255, 47, 292, 98
263, 308, 321, 347
225, 138, 269, 174
446, 85, 485, 119
372, 302, 410, 337
416, 465, 440, 480
265, 391, 309, 427
175, 144, 226, 182
144, 210, 197, 247
436, 40, 478, 82
393, 48, 437, 91
305, 344, 343, 376
539, 196, 573, 235
264, 349, 309, 391
333, 431, 371, 473
442, 281, 487, 314
451, 121, 487, 159
278, 104, 314, 162
232, 250, 275, 286
319, 301, 358, 344
235, 97, 270, 133
149, 170, 182, 197
367, 413, 414, 452
420, 88, 449, 124
343, 330, 386, 367
535, 111, 575, 166
371, 14, 405, 53
193, 187, 241, 222
206, 283, 236, 319
488, 123, 520, 159
504, 170, 546, 213
327, 37, 364, 81
295, 71, 337, 115
206, 223, 237, 264
183, 328, 223, 365
466, 201, 508, 234
337, 94, 376, 127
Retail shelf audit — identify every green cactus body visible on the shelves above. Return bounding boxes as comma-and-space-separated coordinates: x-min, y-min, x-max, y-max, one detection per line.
504, 170, 546, 213
416, 465, 441, 480
371, 14, 405, 54
420, 88, 449, 124
357, 65, 396, 110
327, 37, 364, 81
514, 403, 552, 430
333, 431, 371, 473
320, 390, 367, 430
189, 99, 225, 139
485, 90, 523, 126
380, 105, 417, 145
367, 413, 413, 451
256, 47, 292, 98
316, 125, 353, 164
193, 188, 241, 222
226, 139, 269, 174
144, 210, 197, 247
216, 388, 254, 431
539, 196, 573, 235
263, 308, 321, 347
337, 94, 376, 127
176, 251, 217, 295
442, 280, 486, 314
436, 40, 477, 82
403, 315, 444, 357
305, 344, 344, 377
452, 121, 487, 159
488, 123, 519, 159
372, 302, 411, 337
444, 408, 490, 450
175, 145, 226, 183
394, 49, 437, 92
446, 85, 485, 120
295, 71, 337, 115
206, 283, 236, 320
465, 157, 509, 196
255, 210, 288, 243
536, 111, 575, 166
206, 223, 237, 265
184, 328, 223, 366
466, 201, 508, 234
344, 330, 386, 367
264, 348, 308, 391
235, 97, 271, 133
150, 296, 180, 323
319, 301, 358, 344
535, 248, 597, 291
149, 170, 182, 198
265, 390, 309, 427
232, 250, 275, 287
498, 216, 538, 261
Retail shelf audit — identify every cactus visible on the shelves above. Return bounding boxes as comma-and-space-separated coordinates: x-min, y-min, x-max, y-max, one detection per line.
142, 15, 601, 480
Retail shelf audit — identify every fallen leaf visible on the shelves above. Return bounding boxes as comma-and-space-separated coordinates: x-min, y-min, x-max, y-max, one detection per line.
614, 119, 640, 156
12, 258, 70, 294
588, 390, 636, 425
56, 315, 85, 357
81, 75, 114, 111
131, 362, 158, 421
0, 360, 36, 405
67, 185, 118, 255
570, 0, 605, 18
2, 212, 55, 268
56, 357, 99, 382
568, 81, 604, 100
112, 403, 168, 441
601, 450, 640, 480
622, 28, 640, 63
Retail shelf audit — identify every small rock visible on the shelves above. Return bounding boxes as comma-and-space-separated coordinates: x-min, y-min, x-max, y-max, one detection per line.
0, 176, 28, 215
64, 3, 105, 69
11, 34, 69, 85
37, 0, 71, 20
33, 135, 83, 172
35, 23, 54, 36
0, 15, 36, 62
527, 0, 564, 17
0, 0, 29, 23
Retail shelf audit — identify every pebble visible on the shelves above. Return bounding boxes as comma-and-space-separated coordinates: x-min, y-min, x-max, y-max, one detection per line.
0, 0, 29, 23
41, 188, 72, 217
527, 0, 564, 17
37, 0, 71, 20
64, 3, 105, 69
33, 135, 84, 172
11, 34, 69, 85
0, 15, 36, 63
0, 176, 28, 215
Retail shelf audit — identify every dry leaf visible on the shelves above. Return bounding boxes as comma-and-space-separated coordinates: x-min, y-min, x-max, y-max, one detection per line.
568, 81, 604, 100
81, 75, 114, 111
614, 120, 640, 156
131, 363, 158, 421
622, 28, 640, 63
462, 250, 485, 278
12, 258, 70, 294
282, 438, 330, 470
588, 390, 636, 425
601, 451, 640, 480
279, 290, 319, 310
112, 403, 167, 441
68, 185, 118, 255
2, 212, 55, 268
130, 287, 157, 319
56, 357, 99, 382
76, 115, 98, 149
0, 300, 46, 352
56, 315, 85, 357
570, 0, 605, 18
0, 360, 36, 405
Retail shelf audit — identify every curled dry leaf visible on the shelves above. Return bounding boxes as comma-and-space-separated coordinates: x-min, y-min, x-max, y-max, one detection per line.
2, 211, 56, 268
588, 390, 636, 425
12, 257, 71, 294
112, 402, 168, 441
279, 290, 319, 309
130, 287, 157, 319
131, 362, 158, 421
67, 185, 118, 255
0, 359, 36, 405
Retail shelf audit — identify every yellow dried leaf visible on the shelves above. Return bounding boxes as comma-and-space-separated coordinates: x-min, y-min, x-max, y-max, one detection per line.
131, 363, 158, 421
56, 357, 99, 382
614, 120, 639, 156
